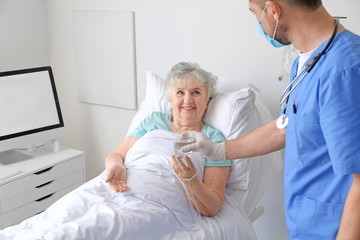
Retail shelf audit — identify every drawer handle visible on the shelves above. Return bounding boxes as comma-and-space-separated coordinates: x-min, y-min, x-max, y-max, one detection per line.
36, 210, 45, 215
34, 167, 53, 175
35, 193, 54, 202
36, 180, 54, 188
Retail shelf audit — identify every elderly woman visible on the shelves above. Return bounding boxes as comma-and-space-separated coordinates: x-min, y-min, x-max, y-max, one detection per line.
105, 62, 231, 216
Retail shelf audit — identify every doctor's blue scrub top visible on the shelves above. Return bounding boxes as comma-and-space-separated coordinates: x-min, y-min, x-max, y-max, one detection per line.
284, 30, 360, 239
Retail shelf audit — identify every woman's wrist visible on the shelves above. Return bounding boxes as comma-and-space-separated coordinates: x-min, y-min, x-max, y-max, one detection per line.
106, 152, 124, 167
181, 173, 199, 185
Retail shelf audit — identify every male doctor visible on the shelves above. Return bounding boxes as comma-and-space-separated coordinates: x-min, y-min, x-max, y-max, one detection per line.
182, 0, 360, 239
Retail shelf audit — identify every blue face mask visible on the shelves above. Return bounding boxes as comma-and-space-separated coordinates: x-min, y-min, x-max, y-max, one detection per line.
257, 6, 289, 48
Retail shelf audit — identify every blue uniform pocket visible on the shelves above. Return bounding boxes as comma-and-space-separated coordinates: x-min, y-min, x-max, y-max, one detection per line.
294, 113, 329, 166
293, 196, 343, 239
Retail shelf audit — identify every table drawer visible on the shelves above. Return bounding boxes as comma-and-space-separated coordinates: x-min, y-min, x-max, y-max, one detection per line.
1, 182, 83, 229
0, 156, 84, 199
1, 170, 84, 214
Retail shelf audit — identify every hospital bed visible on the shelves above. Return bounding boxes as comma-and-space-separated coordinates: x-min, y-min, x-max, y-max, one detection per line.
0, 71, 282, 240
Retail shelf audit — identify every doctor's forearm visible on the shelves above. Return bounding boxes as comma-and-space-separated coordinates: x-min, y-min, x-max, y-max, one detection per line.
336, 174, 360, 240
226, 119, 286, 160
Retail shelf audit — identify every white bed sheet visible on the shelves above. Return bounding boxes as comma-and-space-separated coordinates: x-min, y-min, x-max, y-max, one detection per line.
0, 130, 257, 240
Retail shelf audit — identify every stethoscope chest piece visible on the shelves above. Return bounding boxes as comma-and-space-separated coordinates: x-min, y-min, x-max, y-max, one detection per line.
276, 114, 289, 129
276, 18, 339, 131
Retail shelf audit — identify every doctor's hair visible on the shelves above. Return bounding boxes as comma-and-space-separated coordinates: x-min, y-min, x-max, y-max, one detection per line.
251, 0, 322, 10
164, 62, 218, 101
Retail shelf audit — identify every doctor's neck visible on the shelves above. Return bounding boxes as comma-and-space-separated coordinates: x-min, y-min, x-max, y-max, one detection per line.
288, 5, 345, 53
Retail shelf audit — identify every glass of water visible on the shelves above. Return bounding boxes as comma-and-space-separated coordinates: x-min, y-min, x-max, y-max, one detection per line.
173, 132, 195, 157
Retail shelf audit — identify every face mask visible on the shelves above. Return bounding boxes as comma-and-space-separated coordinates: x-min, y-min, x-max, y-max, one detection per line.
257, 5, 289, 48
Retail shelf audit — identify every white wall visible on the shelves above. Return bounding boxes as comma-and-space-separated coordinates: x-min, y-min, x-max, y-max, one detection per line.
2, 0, 359, 239
0, 0, 49, 71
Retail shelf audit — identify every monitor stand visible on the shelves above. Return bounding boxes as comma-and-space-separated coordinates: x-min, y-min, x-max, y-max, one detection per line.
0, 150, 33, 165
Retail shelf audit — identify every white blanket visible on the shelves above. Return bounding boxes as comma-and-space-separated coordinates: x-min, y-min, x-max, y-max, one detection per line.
0, 130, 257, 240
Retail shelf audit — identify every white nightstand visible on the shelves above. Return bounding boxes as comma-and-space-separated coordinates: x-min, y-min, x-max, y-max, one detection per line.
0, 148, 85, 229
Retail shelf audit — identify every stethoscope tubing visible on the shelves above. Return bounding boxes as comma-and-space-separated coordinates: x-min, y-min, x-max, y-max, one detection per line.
278, 18, 340, 111
279, 68, 307, 109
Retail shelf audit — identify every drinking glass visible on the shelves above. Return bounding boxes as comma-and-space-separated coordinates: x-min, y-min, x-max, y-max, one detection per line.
173, 132, 195, 157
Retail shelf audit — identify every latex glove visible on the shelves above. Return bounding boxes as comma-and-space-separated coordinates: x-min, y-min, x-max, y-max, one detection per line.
105, 163, 127, 192
180, 131, 226, 162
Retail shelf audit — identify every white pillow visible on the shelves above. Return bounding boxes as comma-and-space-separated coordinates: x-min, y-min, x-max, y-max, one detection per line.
204, 89, 256, 192
127, 70, 256, 189
127, 71, 282, 214
127, 71, 170, 136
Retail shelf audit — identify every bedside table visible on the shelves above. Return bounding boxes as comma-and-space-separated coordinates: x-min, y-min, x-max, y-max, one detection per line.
0, 148, 85, 229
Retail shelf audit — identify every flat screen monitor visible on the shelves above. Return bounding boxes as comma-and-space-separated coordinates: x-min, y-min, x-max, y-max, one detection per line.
0, 66, 65, 163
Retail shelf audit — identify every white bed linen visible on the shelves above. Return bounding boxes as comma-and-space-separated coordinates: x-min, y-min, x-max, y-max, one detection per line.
0, 130, 257, 240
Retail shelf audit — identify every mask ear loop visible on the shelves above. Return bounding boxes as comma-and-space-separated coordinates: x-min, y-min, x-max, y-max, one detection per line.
273, 20, 279, 39
261, 4, 279, 41
259, 5, 267, 23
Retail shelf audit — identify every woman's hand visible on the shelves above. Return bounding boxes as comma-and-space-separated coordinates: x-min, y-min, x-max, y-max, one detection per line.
105, 163, 127, 192
171, 154, 230, 216
171, 155, 199, 185
104, 136, 139, 193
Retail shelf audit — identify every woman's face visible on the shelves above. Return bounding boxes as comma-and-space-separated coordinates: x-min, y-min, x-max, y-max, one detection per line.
170, 75, 209, 128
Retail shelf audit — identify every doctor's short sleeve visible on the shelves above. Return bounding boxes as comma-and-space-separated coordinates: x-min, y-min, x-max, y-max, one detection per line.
319, 66, 360, 175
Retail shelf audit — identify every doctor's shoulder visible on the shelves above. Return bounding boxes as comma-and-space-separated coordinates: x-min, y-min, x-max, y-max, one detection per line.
316, 30, 360, 82
328, 31, 360, 67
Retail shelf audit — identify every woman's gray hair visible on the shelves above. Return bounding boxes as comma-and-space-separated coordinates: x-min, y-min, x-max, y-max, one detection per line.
164, 62, 218, 100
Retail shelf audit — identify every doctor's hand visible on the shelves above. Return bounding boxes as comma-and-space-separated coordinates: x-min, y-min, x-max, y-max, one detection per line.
105, 163, 127, 193
180, 131, 226, 162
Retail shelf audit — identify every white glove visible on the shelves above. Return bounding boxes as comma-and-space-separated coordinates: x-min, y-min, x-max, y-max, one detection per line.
180, 131, 227, 162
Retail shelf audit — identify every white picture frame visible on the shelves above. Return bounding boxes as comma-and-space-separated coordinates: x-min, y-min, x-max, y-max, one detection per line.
72, 10, 137, 110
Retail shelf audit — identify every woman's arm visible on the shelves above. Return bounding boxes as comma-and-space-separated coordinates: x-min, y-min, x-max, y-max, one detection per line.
172, 155, 230, 216
191, 166, 230, 216
105, 136, 139, 192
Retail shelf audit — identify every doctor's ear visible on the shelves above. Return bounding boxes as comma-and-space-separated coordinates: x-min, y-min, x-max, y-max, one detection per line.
265, 0, 282, 21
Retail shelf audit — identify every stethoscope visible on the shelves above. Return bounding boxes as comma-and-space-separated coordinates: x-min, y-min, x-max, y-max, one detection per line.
276, 18, 340, 129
